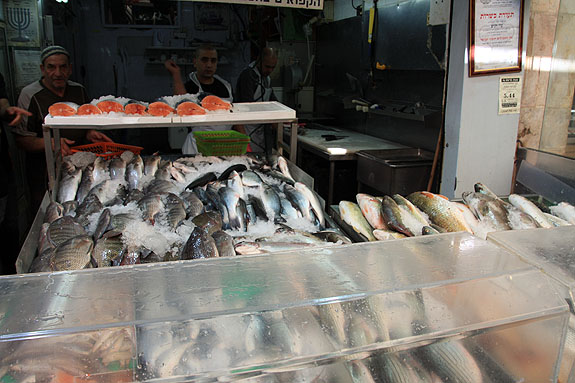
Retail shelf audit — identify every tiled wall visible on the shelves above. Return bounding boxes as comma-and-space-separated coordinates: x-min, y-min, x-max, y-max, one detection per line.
519, 0, 575, 154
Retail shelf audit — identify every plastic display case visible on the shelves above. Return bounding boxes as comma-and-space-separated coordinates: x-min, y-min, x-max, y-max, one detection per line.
488, 226, 575, 382
1, 233, 569, 382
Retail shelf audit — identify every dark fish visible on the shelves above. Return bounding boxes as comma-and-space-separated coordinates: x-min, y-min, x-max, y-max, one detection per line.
186, 172, 217, 190
312, 231, 352, 244
192, 211, 223, 235
246, 203, 257, 224
218, 164, 247, 181
260, 169, 295, 186
181, 227, 219, 260
206, 185, 230, 228
164, 193, 186, 230
145, 179, 178, 195
422, 226, 440, 235
193, 187, 211, 207
29, 248, 53, 273
47, 216, 86, 247
237, 198, 250, 232
248, 195, 269, 222
93, 235, 125, 268
50, 235, 94, 271
212, 230, 236, 257
75, 165, 94, 204
381, 196, 417, 237
44, 201, 64, 224
125, 189, 145, 205
180, 191, 204, 219
76, 194, 103, 218
93, 209, 111, 240
62, 200, 78, 216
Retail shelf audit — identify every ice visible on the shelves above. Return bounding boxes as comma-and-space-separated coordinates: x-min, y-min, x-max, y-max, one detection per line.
161, 94, 199, 108
122, 220, 185, 257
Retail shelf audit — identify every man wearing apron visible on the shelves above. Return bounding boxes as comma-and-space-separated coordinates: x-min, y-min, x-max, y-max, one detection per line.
165, 44, 233, 155
235, 47, 278, 153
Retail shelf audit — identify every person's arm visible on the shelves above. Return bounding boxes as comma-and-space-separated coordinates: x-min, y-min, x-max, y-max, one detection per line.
15, 135, 76, 156
0, 98, 32, 126
164, 59, 187, 95
86, 129, 113, 143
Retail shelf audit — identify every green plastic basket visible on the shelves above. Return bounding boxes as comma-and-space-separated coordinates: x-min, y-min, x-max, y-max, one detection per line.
193, 130, 250, 156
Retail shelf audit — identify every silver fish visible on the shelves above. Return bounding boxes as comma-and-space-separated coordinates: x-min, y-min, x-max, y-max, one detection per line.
508, 194, 552, 228
92, 156, 109, 183
75, 165, 94, 204
126, 155, 144, 190
544, 212, 571, 226
236, 198, 249, 231
218, 187, 241, 230
171, 160, 196, 174
109, 158, 126, 180
169, 164, 186, 183
144, 155, 161, 177
284, 184, 311, 221
93, 208, 111, 240
277, 156, 295, 182
57, 167, 82, 203
50, 235, 94, 271
295, 182, 325, 227
462, 192, 510, 231
241, 170, 264, 187
155, 160, 172, 180
280, 197, 300, 220
228, 170, 244, 198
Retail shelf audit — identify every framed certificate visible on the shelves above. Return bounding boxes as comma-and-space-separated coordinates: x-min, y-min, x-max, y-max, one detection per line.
469, 0, 524, 76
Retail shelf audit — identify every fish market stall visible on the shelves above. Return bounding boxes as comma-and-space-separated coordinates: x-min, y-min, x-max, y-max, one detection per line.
0, 233, 569, 381
487, 225, 575, 382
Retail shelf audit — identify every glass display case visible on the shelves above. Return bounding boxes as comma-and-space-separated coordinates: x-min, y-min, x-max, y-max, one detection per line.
488, 225, 575, 382
0, 233, 569, 382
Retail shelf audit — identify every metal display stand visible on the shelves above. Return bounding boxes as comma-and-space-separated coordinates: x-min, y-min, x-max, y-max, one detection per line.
41, 101, 298, 195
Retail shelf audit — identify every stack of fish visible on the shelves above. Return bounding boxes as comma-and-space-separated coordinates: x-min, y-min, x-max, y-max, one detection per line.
31, 153, 350, 273
339, 183, 575, 241
48, 93, 232, 117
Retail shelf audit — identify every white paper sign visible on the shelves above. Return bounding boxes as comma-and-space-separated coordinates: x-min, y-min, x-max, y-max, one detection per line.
499, 75, 522, 114
14, 49, 41, 94
183, 0, 323, 10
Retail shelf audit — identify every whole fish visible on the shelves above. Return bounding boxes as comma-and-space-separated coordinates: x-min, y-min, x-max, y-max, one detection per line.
93, 208, 111, 240
508, 194, 552, 228
180, 191, 204, 218
262, 186, 283, 221
407, 192, 472, 233
260, 169, 295, 186
126, 155, 144, 190
218, 164, 247, 181
381, 196, 423, 237
75, 165, 94, 204
212, 230, 236, 257
219, 187, 241, 230
392, 194, 429, 226
228, 171, 245, 196
237, 198, 249, 231
93, 235, 125, 267
109, 158, 126, 180
417, 341, 483, 383
462, 192, 511, 231
92, 156, 109, 184
44, 201, 64, 224
373, 229, 407, 241
125, 189, 145, 205
277, 156, 295, 182
110, 212, 139, 232
241, 170, 264, 187
451, 201, 486, 236
249, 195, 269, 222
312, 230, 352, 244
284, 185, 311, 221
207, 184, 230, 228
339, 201, 376, 241
550, 202, 575, 224
155, 160, 172, 180
29, 248, 53, 273
474, 182, 499, 200
505, 204, 539, 230
356, 193, 386, 230
76, 194, 103, 218
163, 193, 186, 230
144, 155, 161, 176
544, 212, 571, 226
296, 182, 325, 227
186, 172, 217, 190
171, 160, 196, 174
138, 194, 164, 224
181, 227, 219, 260
145, 179, 178, 195
280, 197, 300, 220
234, 241, 315, 254
57, 167, 82, 203
50, 235, 94, 271
192, 211, 223, 235
47, 216, 86, 247
169, 164, 186, 183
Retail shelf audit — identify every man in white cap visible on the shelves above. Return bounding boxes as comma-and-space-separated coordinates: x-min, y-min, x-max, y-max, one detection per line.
13, 45, 111, 214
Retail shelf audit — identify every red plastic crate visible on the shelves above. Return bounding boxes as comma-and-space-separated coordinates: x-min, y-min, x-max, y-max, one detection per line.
70, 142, 143, 159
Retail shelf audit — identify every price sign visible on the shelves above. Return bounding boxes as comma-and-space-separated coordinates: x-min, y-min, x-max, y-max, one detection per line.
499, 75, 522, 114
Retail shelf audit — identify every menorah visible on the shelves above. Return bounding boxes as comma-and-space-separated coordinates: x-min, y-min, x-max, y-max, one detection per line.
7, 7, 31, 43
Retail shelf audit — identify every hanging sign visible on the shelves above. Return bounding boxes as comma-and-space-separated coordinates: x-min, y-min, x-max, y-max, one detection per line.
498, 75, 522, 114
4, 0, 40, 47
183, 0, 323, 11
13, 49, 41, 94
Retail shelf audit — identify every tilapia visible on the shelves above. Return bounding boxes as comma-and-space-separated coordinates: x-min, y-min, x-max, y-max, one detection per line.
93, 235, 125, 267
212, 230, 236, 257
93, 208, 111, 240
47, 216, 86, 247
62, 200, 78, 216
408, 192, 472, 233
75, 165, 94, 203
126, 155, 144, 190
180, 191, 204, 218
125, 189, 145, 205
138, 194, 164, 224
110, 212, 139, 232
550, 202, 575, 224
144, 155, 161, 177
356, 193, 386, 230
44, 201, 64, 223
192, 211, 223, 235
57, 167, 82, 203
181, 227, 219, 260
76, 194, 103, 218
50, 235, 94, 271
29, 248, 53, 273
508, 194, 552, 228
339, 201, 376, 241
145, 179, 178, 195
163, 193, 186, 230
296, 182, 325, 227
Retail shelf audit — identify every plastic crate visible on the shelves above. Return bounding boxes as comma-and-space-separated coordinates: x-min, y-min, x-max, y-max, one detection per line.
194, 130, 250, 156
70, 142, 143, 159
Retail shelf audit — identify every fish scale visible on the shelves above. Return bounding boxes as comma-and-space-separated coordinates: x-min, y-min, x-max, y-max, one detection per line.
47, 216, 87, 247
50, 235, 94, 271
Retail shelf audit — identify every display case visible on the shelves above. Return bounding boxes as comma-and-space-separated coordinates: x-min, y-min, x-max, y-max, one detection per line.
488, 226, 575, 382
1, 233, 569, 381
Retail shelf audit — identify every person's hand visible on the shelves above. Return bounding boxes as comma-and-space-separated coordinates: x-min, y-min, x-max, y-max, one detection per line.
5, 106, 32, 126
60, 138, 75, 156
86, 129, 113, 143
164, 59, 180, 75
